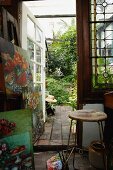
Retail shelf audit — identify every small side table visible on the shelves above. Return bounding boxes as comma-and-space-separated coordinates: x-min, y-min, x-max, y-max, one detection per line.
67, 110, 107, 169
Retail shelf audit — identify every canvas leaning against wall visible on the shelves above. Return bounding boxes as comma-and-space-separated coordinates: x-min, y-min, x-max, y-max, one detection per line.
0, 109, 35, 169
0, 37, 33, 94
0, 37, 44, 142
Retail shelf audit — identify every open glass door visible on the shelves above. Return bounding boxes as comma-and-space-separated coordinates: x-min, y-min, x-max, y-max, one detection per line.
20, 2, 46, 141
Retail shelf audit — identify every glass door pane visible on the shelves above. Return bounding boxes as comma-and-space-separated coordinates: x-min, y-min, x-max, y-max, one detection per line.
21, 3, 45, 142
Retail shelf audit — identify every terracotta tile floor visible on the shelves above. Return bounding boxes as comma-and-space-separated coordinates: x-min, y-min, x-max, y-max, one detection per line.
34, 106, 97, 169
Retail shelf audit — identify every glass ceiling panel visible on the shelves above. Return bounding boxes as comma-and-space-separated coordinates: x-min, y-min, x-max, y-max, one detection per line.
24, 0, 76, 15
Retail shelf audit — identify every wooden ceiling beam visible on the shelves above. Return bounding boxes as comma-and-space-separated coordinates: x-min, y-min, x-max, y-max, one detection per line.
35, 14, 76, 18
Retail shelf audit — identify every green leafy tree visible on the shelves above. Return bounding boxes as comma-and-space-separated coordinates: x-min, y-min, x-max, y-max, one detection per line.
46, 19, 77, 107
47, 25, 77, 77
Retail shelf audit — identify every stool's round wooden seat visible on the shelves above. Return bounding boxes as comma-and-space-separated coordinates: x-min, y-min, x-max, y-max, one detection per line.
68, 110, 107, 122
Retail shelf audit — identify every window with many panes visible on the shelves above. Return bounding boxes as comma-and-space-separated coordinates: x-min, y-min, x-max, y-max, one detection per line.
90, 0, 113, 89
27, 17, 42, 85
77, 0, 113, 104
26, 15, 46, 121
20, 2, 46, 143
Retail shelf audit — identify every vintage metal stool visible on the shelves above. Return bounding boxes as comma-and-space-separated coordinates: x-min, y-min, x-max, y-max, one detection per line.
67, 109, 107, 170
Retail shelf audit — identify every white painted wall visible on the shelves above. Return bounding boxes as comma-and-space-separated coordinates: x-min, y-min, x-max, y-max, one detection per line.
82, 104, 104, 148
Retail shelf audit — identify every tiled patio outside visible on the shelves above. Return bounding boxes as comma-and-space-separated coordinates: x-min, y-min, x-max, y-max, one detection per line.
34, 106, 75, 150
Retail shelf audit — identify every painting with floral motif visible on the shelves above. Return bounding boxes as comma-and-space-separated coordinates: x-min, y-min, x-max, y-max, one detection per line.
0, 37, 33, 94
0, 37, 44, 143
0, 132, 34, 169
0, 109, 35, 169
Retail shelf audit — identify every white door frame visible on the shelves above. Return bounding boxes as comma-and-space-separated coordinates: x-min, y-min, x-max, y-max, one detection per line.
19, 2, 46, 122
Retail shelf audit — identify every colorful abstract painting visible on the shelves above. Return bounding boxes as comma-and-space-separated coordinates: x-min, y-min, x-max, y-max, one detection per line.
0, 109, 35, 169
0, 37, 33, 94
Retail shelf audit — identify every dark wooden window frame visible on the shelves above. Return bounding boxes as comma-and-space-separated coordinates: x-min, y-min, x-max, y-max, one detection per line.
2, 7, 21, 46
76, 0, 113, 107
0, 0, 12, 6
